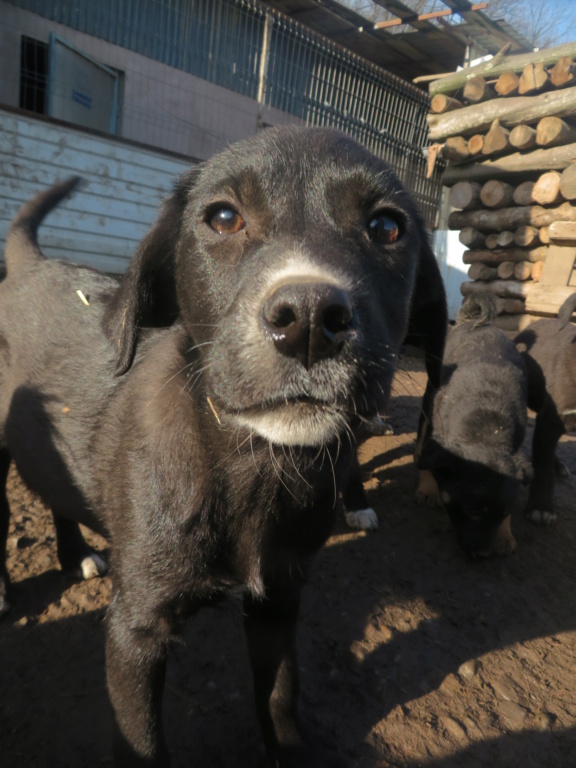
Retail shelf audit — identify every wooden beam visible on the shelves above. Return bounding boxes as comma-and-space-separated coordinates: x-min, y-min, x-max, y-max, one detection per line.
374, 3, 486, 29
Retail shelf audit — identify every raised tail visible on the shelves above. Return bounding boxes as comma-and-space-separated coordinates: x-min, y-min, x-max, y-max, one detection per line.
4, 176, 82, 274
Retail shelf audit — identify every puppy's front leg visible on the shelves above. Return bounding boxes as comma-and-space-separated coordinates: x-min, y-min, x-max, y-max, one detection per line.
106, 596, 171, 767
243, 582, 304, 766
527, 398, 565, 525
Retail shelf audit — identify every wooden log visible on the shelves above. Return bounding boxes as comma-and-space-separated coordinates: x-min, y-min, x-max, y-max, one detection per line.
430, 93, 464, 114
485, 233, 500, 249
559, 164, 576, 200
429, 42, 576, 97
536, 116, 576, 147
518, 62, 550, 95
467, 263, 499, 281
463, 75, 495, 103
459, 227, 485, 248
497, 261, 516, 280
539, 226, 551, 243
549, 57, 576, 89
531, 170, 564, 205
513, 181, 535, 206
460, 279, 533, 299
531, 260, 545, 281
441, 143, 576, 185
495, 297, 526, 314
495, 71, 520, 97
514, 261, 534, 281
548, 220, 576, 241
428, 85, 576, 141
509, 124, 537, 151
497, 230, 516, 248
462, 247, 549, 265
449, 181, 482, 210
467, 134, 485, 155
443, 136, 470, 162
480, 179, 515, 208
514, 225, 540, 247
450, 202, 576, 232
482, 119, 511, 156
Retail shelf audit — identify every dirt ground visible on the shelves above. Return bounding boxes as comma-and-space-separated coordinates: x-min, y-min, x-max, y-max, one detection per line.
1, 352, 575, 768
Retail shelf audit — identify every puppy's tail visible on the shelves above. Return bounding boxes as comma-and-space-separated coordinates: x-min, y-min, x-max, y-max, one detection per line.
5, 176, 82, 274
456, 291, 497, 328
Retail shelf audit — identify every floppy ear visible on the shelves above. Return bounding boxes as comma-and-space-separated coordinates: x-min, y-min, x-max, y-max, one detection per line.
408, 235, 447, 389
103, 170, 197, 375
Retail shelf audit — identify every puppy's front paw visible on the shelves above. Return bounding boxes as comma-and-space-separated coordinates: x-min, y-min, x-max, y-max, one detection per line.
526, 509, 557, 526
79, 552, 108, 580
344, 507, 378, 531
415, 469, 440, 508
492, 515, 516, 555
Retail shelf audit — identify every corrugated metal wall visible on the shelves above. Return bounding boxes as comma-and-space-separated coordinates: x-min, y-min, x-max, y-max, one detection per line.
0, 109, 192, 273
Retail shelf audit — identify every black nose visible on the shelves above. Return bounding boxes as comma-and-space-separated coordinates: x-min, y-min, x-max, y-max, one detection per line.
262, 282, 355, 369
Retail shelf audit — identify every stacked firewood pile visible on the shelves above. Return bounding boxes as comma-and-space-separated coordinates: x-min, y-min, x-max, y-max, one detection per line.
427, 42, 576, 330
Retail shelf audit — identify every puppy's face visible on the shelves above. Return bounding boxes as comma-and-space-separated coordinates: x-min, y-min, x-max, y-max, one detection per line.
172, 128, 423, 446
419, 439, 527, 556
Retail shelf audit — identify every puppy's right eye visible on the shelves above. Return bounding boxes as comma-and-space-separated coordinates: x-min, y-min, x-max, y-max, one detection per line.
367, 211, 401, 244
207, 207, 245, 235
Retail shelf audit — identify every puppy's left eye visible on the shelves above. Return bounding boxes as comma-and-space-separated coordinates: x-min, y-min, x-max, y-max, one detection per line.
367, 212, 401, 244
208, 207, 245, 235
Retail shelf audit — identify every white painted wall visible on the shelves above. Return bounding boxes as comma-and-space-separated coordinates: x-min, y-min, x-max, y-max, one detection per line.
432, 187, 468, 321
0, 109, 193, 273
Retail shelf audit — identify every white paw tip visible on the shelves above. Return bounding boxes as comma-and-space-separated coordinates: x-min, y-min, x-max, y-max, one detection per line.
345, 507, 378, 531
80, 553, 108, 580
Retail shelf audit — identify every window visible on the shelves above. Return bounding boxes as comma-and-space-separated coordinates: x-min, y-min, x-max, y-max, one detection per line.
20, 36, 48, 114
19, 33, 122, 135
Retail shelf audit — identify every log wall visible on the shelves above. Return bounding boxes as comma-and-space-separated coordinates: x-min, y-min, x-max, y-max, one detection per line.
429, 43, 576, 330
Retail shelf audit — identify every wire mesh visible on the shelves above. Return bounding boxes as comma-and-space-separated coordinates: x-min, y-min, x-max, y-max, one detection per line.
4, 0, 442, 227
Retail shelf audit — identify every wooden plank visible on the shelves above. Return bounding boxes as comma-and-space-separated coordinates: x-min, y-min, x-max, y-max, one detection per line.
548, 221, 576, 241
0, 111, 189, 178
525, 283, 576, 315
538, 244, 576, 285
0, 109, 193, 274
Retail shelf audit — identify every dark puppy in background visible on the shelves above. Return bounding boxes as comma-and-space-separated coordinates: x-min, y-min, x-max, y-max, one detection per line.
0, 126, 446, 767
515, 293, 576, 524
417, 292, 539, 557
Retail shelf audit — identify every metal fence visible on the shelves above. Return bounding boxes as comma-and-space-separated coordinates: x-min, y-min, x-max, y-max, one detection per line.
6, 0, 442, 227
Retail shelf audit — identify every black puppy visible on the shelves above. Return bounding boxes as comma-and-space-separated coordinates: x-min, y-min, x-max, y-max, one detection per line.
515, 293, 576, 525
416, 293, 537, 557
0, 127, 446, 766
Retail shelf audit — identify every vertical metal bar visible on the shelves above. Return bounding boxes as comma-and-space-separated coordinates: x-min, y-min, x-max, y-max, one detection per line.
256, 11, 272, 130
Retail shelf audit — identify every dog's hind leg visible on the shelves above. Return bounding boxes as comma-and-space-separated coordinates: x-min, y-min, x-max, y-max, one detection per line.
0, 449, 12, 615
52, 514, 108, 580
